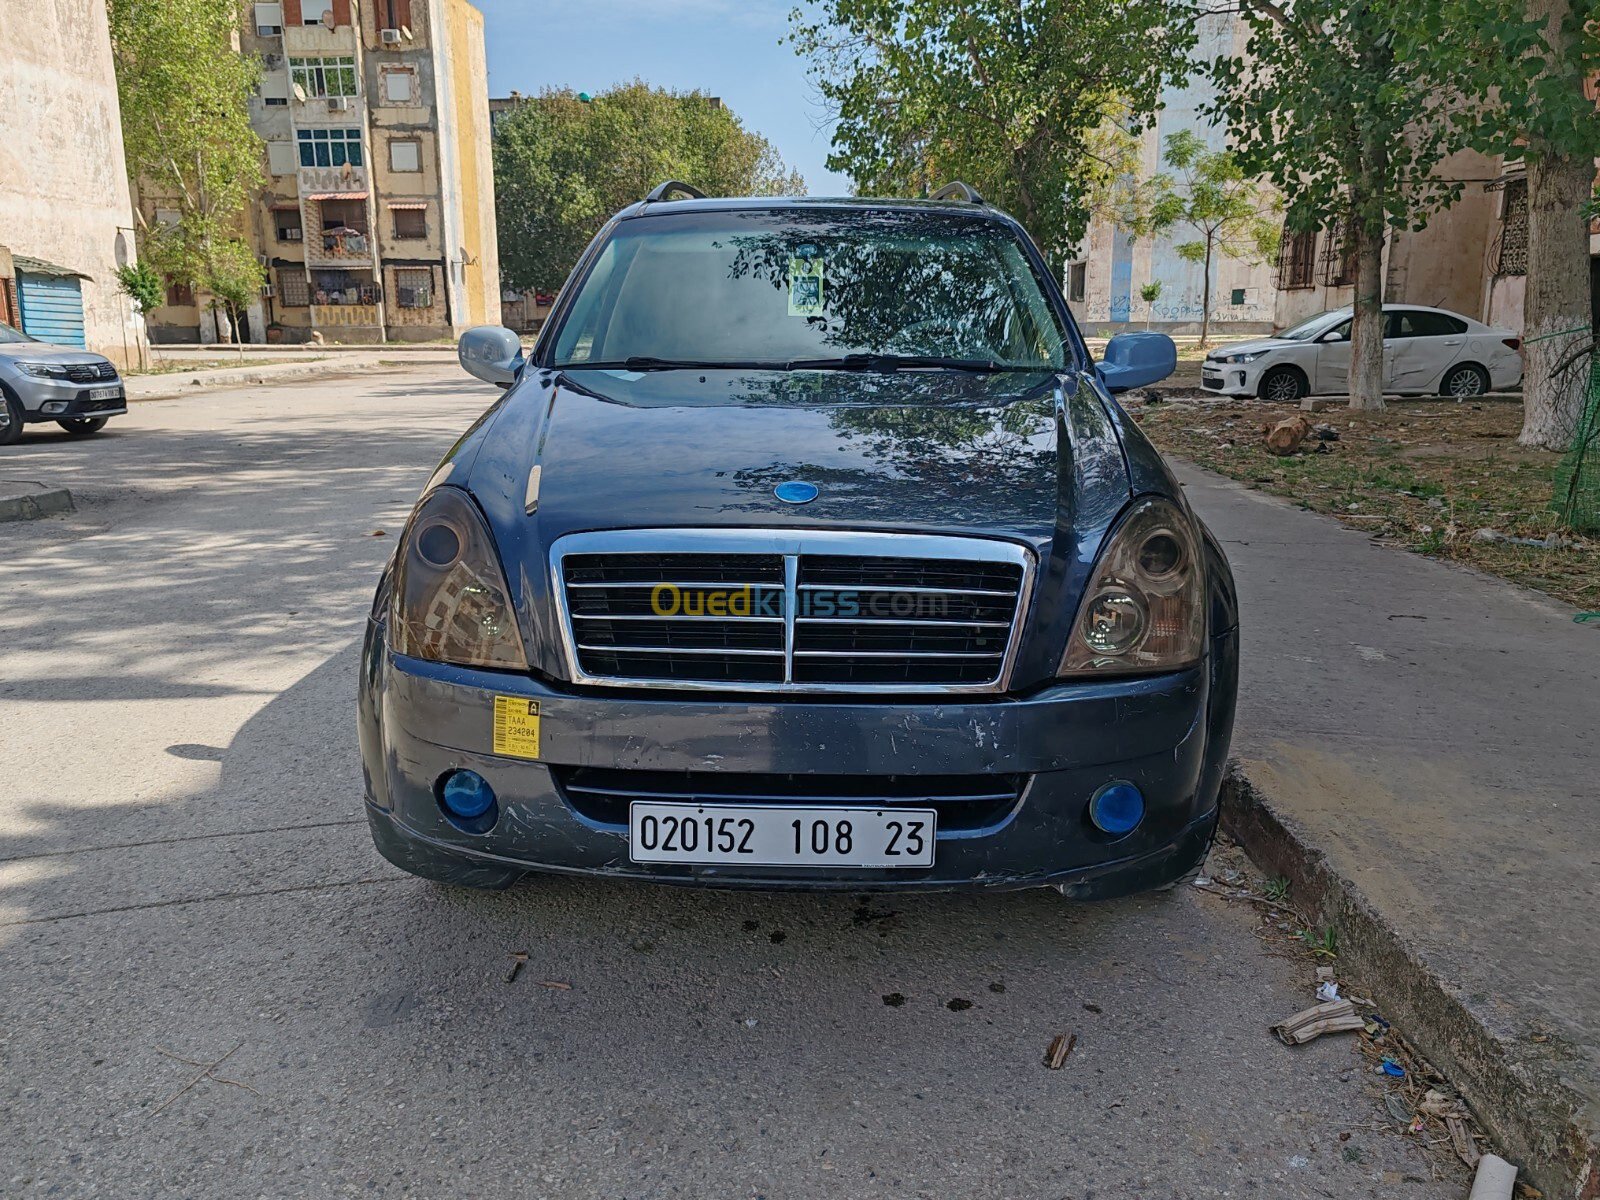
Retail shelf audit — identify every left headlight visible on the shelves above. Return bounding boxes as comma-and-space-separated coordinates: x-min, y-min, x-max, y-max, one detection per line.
1059, 496, 1205, 677
19, 362, 69, 379
1221, 351, 1263, 364
390, 486, 528, 669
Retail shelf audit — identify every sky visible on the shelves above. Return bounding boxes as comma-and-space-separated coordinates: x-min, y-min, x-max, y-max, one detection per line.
473, 0, 853, 195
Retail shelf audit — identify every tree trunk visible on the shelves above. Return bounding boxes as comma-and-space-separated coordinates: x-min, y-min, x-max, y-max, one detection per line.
1199, 237, 1214, 348
1348, 218, 1386, 410
1519, 150, 1593, 450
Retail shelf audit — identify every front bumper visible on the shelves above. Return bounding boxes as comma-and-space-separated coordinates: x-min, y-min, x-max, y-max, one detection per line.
11, 374, 126, 420
358, 619, 1238, 897
1199, 360, 1262, 397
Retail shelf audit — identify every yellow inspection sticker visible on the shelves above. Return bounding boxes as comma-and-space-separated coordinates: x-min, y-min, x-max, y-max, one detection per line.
492, 696, 541, 759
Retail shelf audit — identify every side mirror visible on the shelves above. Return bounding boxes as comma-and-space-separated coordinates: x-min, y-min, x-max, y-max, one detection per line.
459, 325, 525, 387
1096, 331, 1177, 393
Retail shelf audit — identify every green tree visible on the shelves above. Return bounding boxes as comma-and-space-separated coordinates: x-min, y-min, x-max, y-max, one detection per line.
1119, 131, 1280, 347
108, 0, 264, 317
115, 262, 164, 315
1139, 280, 1163, 330
1209, 0, 1469, 409
787, 0, 1195, 263
1430, 0, 1600, 449
200, 240, 267, 359
493, 83, 806, 292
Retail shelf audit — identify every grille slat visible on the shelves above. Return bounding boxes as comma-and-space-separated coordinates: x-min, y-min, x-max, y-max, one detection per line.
553, 766, 1027, 831
558, 536, 1028, 692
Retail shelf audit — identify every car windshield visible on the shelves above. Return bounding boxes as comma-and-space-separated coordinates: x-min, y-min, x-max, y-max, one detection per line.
548, 208, 1070, 371
0, 321, 36, 345
1277, 312, 1348, 341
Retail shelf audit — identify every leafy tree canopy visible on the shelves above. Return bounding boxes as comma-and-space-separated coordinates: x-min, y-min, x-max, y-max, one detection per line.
787, 0, 1197, 262
108, 0, 264, 290
493, 82, 807, 292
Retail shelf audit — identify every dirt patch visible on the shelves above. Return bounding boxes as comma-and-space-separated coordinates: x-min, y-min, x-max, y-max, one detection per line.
1133, 395, 1599, 610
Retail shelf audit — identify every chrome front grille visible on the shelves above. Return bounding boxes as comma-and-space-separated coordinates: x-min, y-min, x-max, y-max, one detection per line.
553, 530, 1033, 693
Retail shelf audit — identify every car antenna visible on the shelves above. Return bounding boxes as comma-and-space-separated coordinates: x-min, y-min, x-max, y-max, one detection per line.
929, 181, 986, 204
644, 180, 708, 203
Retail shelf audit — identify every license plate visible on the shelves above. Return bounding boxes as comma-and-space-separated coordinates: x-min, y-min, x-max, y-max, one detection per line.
628, 803, 936, 868
88, 387, 121, 401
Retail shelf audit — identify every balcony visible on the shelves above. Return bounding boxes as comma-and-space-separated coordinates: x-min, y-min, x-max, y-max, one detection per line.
310, 304, 382, 330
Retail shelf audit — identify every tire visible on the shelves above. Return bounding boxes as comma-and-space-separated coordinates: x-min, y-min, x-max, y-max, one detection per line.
0, 390, 22, 447
57, 417, 108, 436
1257, 365, 1308, 404
1440, 363, 1488, 398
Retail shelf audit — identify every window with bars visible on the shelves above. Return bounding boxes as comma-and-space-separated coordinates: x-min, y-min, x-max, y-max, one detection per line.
1495, 179, 1528, 276
1276, 227, 1318, 290
395, 267, 434, 308
1321, 219, 1358, 287
297, 128, 364, 168
277, 269, 310, 307
290, 55, 357, 98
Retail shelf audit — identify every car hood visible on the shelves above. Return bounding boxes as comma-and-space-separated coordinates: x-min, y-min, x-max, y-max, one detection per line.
1205, 338, 1293, 361
441, 365, 1144, 688
0, 343, 111, 366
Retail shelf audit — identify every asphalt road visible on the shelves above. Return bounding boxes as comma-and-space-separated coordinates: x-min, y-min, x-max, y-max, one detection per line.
1, 367, 1461, 1199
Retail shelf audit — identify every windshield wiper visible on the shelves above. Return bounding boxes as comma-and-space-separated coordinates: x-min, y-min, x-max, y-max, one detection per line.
560, 357, 782, 371
785, 353, 1011, 373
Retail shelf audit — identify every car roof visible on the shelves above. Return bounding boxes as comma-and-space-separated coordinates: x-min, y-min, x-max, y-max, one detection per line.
619, 195, 1012, 221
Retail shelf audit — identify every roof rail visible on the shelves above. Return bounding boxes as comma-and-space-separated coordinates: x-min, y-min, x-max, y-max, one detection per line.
644, 180, 707, 203
930, 181, 985, 204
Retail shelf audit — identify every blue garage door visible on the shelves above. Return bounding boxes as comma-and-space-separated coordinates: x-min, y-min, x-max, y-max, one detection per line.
17, 272, 87, 347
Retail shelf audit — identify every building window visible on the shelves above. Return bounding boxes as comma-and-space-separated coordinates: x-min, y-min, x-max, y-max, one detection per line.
1321, 218, 1357, 287
273, 208, 303, 241
1068, 262, 1087, 303
382, 69, 414, 103
1276, 227, 1318, 290
254, 3, 282, 34
165, 281, 195, 307
391, 206, 427, 239
266, 141, 297, 176
389, 139, 421, 172
312, 269, 380, 306
277, 269, 310, 307
290, 55, 357, 98
377, 0, 413, 32
395, 267, 433, 308
1495, 179, 1528, 277
301, 0, 332, 25
260, 72, 289, 106
297, 128, 363, 168
154, 207, 181, 228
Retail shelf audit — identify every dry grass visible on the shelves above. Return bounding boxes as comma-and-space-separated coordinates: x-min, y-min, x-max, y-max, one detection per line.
1132, 394, 1600, 612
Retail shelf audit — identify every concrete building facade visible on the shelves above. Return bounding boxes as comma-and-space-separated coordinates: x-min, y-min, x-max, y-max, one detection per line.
1065, 13, 1280, 337
0, 0, 148, 366
140, 0, 499, 344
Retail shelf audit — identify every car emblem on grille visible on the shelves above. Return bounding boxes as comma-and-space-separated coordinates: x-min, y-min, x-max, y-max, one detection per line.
773, 481, 819, 504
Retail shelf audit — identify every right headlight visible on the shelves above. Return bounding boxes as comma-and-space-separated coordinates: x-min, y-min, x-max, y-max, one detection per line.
1059, 496, 1205, 676
390, 486, 528, 670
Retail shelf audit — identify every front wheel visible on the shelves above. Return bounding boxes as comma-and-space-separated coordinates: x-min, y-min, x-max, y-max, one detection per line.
1440, 364, 1488, 397
1257, 366, 1308, 404
0, 392, 23, 447
57, 417, 108, 437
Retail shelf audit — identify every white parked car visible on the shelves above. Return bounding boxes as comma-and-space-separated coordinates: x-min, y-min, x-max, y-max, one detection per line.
1201, 305, 1523, 402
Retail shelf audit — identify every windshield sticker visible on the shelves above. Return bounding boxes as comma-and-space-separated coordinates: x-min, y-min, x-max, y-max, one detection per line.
788, 255, 824, 317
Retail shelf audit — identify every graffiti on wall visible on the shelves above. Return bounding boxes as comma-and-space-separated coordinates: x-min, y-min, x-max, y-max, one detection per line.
1085, 292, 1270, 323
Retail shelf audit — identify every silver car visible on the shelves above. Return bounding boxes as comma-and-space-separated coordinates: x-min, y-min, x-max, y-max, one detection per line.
0, 321, 127, 446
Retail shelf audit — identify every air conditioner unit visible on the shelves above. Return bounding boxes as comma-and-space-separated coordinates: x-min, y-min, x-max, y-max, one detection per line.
327, 96, 352, 111
260, 283, 277, 298
380, 28, 402, 44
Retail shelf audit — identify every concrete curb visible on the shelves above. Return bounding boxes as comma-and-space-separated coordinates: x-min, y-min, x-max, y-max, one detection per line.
125, 357, 456, 402
0, 481, 74, 522
1221, 760, 1600, 1200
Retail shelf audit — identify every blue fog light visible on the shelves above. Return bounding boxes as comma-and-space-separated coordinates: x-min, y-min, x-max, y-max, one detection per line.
1089, 781, 1145, 836
440, 769, 496, 819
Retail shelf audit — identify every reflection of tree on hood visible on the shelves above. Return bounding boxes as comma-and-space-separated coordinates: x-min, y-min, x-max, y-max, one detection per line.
721, 215, 1049, 361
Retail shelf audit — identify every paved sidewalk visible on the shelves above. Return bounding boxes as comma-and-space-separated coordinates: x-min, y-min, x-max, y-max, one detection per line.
124, 351, 458, 400
1174, 461, 1600, 1199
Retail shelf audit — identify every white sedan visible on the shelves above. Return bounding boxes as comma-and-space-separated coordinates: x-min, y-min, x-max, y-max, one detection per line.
1200, 305, 1523, 402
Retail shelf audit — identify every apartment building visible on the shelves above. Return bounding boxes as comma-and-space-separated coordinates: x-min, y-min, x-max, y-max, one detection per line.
141, 0, 499, 344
